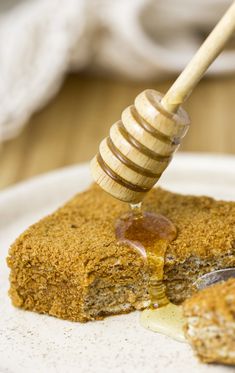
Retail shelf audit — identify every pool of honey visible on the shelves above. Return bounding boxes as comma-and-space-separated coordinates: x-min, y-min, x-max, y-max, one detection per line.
116, 204, 186, 342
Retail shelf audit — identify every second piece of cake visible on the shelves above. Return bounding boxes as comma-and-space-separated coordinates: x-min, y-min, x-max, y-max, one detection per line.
183, 278, 235, 365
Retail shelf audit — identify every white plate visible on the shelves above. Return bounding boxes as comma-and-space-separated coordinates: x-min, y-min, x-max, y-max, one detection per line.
0, 153, 235, 373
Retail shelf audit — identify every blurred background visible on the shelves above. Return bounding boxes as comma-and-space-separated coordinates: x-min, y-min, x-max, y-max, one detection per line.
0, 0, 235, 190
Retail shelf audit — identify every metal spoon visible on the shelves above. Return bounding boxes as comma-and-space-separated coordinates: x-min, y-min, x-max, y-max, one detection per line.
193, 268, 235, 291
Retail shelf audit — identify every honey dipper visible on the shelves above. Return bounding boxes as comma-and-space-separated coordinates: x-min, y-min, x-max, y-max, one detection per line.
91, 2, 235, 204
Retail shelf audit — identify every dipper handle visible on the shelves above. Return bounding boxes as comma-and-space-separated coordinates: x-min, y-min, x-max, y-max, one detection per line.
161, 1, 235, 113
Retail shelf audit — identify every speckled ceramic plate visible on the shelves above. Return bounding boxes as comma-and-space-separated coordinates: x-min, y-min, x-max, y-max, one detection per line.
0, 153, 235, 373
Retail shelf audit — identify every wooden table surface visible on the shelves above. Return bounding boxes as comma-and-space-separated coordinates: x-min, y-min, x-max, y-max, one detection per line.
0, 73, 235, 190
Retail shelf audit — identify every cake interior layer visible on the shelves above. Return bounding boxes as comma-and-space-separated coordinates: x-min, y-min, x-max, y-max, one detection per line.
84, 278, 150, 320
165, 251, 235, 304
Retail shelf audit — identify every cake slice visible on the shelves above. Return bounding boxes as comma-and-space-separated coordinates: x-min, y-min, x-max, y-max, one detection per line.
7, 185, 235, 322
183, 278, 235, 365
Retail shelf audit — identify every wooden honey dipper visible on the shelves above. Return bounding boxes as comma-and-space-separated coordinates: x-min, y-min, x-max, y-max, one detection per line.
91, 2, 235, 204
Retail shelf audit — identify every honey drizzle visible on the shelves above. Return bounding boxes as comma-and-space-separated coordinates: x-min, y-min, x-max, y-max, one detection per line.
115, 203, 177, 308
116, 204, 186, 342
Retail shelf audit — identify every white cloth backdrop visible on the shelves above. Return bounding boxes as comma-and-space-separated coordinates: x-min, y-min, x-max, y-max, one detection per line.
0, 0, 234, 142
